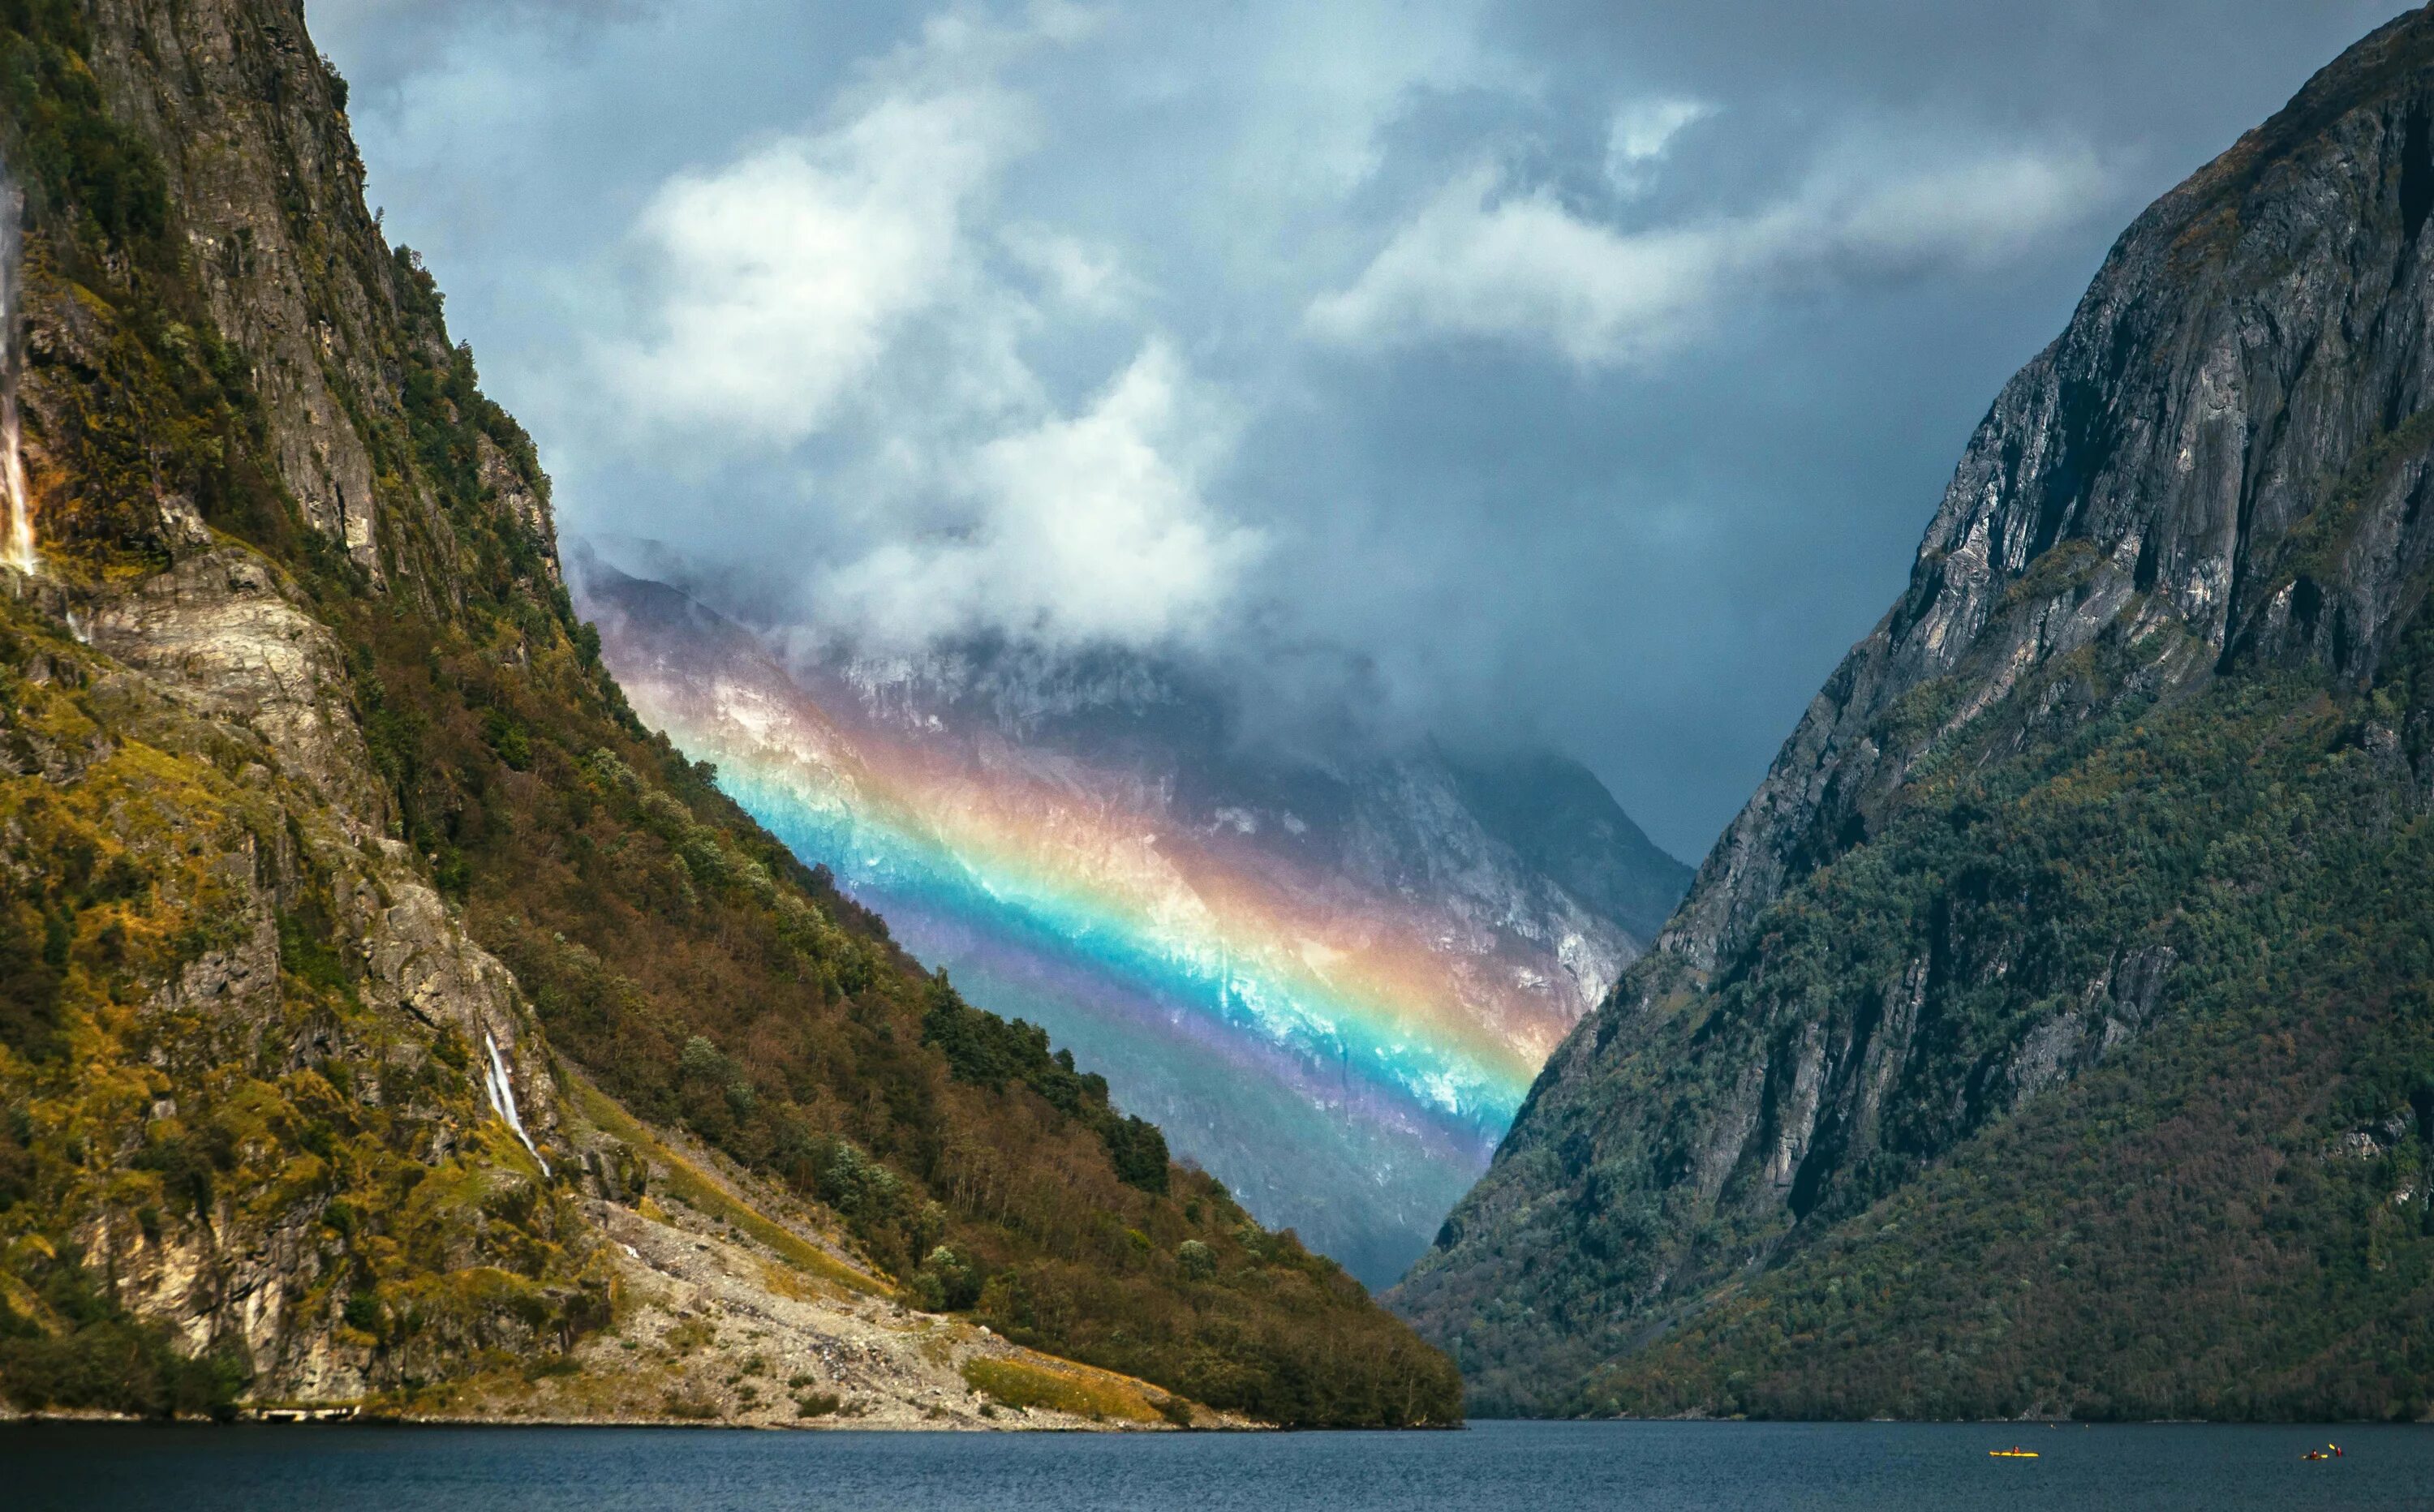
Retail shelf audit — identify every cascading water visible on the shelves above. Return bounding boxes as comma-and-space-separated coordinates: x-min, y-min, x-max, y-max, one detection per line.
482, 1029, 551, 1176
0, 178, 35, 577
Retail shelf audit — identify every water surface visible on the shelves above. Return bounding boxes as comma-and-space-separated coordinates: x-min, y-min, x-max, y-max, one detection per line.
6, 1418, 2429, 1510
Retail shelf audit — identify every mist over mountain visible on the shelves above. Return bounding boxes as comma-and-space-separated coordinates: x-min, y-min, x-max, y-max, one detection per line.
576, 552, 1689, 1284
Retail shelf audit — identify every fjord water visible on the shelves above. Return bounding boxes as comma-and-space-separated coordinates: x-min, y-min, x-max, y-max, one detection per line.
10, 1420, 2432, 1510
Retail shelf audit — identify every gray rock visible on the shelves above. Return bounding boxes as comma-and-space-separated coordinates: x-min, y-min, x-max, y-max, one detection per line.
1391, 9, 2434, 1411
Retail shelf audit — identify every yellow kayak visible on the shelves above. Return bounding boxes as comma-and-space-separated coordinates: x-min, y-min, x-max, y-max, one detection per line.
1989, 1448, 2039, 1458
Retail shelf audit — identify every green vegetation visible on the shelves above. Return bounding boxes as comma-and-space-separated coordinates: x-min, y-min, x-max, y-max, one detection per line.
0, 2, 166, 252
1441, 598, 2434, 1419
0, 583, 610, 1415
0, 1242, 248, 1418
960, 1355, 1165, 1423
922, 987, 1171, 1195
1572, 659, 2434, 1420
0, 5, 246, 582
307, 276, 1452, 1419
432, 668, 1451, 1420
569, 1077, 890, 1299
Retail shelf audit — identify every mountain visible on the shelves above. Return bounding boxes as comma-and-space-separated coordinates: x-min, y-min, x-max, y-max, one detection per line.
1391, 8, 2434, 1421
0, 0, 1456, 1427
578, 561, 1690, 1286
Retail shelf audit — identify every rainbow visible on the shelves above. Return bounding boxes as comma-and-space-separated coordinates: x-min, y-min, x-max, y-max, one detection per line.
597, 602, 1585, 1279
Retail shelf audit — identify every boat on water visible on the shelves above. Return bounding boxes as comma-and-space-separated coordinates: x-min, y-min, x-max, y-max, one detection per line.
2303, 1445, 2344, 1461
1989, 1448, 2038, 1458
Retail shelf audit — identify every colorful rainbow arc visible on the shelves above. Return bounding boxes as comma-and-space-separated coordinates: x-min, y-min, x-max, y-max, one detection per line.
653, 703, 1558, 1140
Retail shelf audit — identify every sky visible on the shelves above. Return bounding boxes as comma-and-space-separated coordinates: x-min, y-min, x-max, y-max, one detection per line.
312, 0, 2415, 862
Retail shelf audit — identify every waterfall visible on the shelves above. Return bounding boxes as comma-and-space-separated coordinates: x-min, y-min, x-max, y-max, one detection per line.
482, 1029, 551, 1176
0, 178, 34, 577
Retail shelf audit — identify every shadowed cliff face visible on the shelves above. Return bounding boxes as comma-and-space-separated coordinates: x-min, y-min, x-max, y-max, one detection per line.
1394, 8, 2434, 1419
579, 564, 1691, 1286
1653, 8, 2434, 981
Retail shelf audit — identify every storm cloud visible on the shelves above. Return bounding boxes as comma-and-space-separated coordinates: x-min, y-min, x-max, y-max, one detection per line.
313, 0, 2415, 859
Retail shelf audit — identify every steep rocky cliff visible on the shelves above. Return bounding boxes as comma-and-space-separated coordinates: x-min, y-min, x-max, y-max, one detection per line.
579, 563, 1688, 1286
1393, 7, 2434, 1420
0, 0, 1456, 1426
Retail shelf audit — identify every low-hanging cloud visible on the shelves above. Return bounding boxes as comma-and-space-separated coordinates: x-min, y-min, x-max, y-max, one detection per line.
587, 7, 1259, 656
1604, 97, 1713, 197
605, 87, 1024, 443
1306, 143, 2109, 367
819, 339, 1261, 649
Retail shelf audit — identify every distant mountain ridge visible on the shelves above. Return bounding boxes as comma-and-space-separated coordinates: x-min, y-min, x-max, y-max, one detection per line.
1393, 6, 2434, 1420
578, 561, 1690, 1284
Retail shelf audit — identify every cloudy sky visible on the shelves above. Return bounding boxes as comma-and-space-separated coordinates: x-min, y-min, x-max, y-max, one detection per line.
312, 0, 2412, 861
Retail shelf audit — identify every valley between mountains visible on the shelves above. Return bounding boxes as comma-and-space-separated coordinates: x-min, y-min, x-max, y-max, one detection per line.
576, 558, 1687, 1289
7, 0, 2434, 1436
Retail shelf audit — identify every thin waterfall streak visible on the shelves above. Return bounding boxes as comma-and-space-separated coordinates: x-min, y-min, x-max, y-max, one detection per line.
2, 395, 34, 577
0, 178, 33, 577
483, 1029, 551, 1175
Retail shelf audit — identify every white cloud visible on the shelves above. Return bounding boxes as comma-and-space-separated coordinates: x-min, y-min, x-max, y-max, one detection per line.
1308, 143, 2108, 368
819, 340, 1261, 649
583, 5, 1268, 657
1000, 223, 1142, 315
1816, 152, 2108, 271
1605, 97, 1714, 196
605, 87, 1023, 443
1306, 165, 1718, 365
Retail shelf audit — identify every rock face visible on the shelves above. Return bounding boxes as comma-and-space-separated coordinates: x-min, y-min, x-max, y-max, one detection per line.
580, 565, 1689, 1286
0, 0, 580, 1404
0, 0, 1460, 1428
84, 0, 385, 573
1654, 14, 2434, 981
1392, 10, 2434, 1420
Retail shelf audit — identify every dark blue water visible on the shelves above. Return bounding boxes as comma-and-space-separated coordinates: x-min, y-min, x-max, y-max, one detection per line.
5, 1419, 2429, 1510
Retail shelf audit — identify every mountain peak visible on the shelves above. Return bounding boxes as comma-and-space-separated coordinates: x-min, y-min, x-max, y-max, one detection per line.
1392, 7, 2434, 1419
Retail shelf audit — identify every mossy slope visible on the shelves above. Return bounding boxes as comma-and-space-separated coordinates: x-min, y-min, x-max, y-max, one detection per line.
0, 0, 1456, 1427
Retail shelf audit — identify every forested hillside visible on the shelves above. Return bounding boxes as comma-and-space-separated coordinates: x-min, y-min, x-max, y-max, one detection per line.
0, 0, 1455, 1427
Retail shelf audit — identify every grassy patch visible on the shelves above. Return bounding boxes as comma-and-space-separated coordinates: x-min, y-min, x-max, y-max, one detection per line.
960, 1355, 1169, 1423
